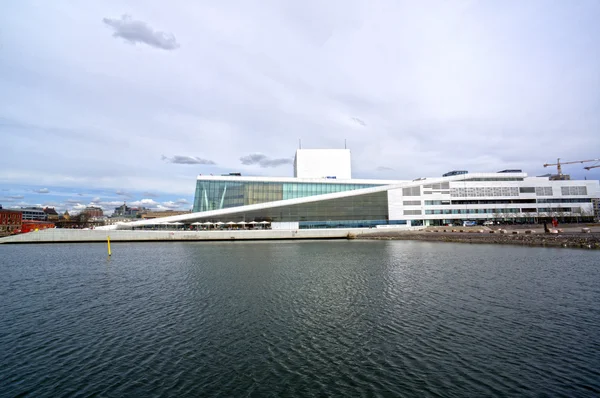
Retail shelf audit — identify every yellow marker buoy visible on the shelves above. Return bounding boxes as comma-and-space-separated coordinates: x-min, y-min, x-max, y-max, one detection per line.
107, 236, 112, 256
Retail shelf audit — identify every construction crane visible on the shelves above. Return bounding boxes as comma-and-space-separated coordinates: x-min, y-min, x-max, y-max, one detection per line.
543, 158, 600, 177
584, 164, 600, 170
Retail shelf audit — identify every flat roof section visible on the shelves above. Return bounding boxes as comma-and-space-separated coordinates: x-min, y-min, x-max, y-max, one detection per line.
196, 174, 407, 185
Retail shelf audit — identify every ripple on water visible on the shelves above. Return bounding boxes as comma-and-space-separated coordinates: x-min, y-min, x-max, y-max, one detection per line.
1, 241, 599, 397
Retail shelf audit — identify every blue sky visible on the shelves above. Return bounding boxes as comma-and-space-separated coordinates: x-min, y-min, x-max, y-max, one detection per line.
1, 0, 599, 214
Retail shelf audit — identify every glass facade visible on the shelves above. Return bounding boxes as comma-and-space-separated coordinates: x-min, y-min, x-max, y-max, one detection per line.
425, 208, 520, 215
537, 198, 592, 203
192, 191, 390, 224
299, 219, 406, 229
193, 179, 380, 212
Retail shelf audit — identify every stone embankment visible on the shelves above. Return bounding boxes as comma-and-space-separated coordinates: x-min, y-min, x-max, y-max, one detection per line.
359, 226, 600, 250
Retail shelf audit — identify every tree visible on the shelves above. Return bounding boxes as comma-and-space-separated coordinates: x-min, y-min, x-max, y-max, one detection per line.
534, 208, 542, 224
493, 211, 502, 224
555, 209, 567, 224
571, 207, 583, 224
580, 207, 594, 223
72, 213, 91, 228
508, 210, 519, 224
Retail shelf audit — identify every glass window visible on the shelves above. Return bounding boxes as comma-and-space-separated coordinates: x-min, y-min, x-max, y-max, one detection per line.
194, 179, 382, 212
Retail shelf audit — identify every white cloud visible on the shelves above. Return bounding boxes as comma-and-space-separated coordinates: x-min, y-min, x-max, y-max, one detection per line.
160, 201, 180, 209
129, 199, 159, 207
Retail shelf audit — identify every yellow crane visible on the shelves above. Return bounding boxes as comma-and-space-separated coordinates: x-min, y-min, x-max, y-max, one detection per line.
543, 158, 600, 176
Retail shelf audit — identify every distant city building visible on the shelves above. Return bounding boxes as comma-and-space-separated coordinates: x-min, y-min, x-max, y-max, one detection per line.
90, 215, 108, 223
43, 207, 59, 221
83, 206, 104, 218
20, 207, 48, 221
112, 203, 131, 216
112, 203, 145, 218
0, 209, 22, 235
593, 198, 600, 221
104, 217, 135, 226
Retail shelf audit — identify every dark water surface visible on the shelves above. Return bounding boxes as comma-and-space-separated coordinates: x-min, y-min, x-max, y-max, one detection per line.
1, 241, 599, 397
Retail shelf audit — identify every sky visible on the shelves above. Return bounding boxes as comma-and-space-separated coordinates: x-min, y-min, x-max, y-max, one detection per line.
1, 0, 600, 215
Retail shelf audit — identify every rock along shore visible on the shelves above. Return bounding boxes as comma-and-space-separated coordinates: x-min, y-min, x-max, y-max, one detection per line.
357, 227, 600, 250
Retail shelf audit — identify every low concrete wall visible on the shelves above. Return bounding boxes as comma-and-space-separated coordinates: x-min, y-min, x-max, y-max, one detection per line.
0, 226, 422, 244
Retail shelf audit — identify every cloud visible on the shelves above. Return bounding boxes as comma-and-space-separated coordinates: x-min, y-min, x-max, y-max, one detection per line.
103, 14, 179, 50
160, 201, 181, 209
35, 188, 50, 193
91, 197, 101, 203
129, 199, 159, 207
351, 117, 367, 126
97, 201, 123, 207
123, 198, 190, 210
240, 154, 293, 168
8, 201, 32, 208
161, 155, 216, 165
376, 166, 394, 171
2, 1, 600, 192
6, 195, 25, 199
115, 190, 131, 197
143, 192, 159, 198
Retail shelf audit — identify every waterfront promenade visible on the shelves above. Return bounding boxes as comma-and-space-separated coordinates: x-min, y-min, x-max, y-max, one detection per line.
2, 225, 599, 249
0, 226, 416, 244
